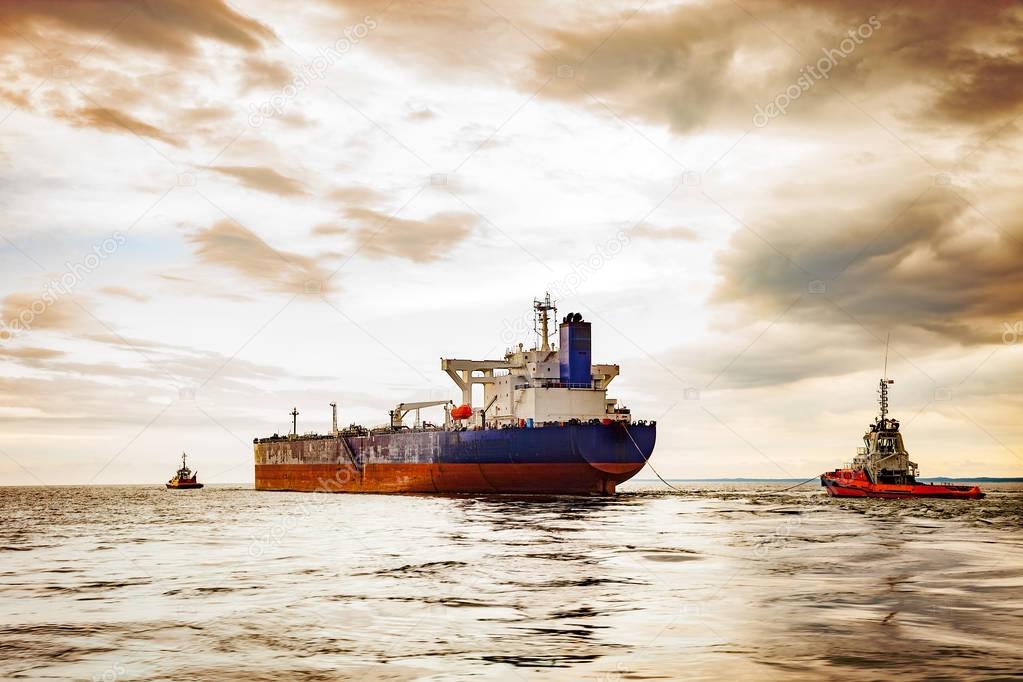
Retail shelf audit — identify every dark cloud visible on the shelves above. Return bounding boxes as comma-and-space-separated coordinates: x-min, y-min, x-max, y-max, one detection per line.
0, 0, 273, 56
342, 207, 478, 262
528, 3, 767, 133
524, 0, 1023, 132
712, 183, 1023, 346
0, 1, 275, 151
188, 220, 335, 294
210, 166, 307, 197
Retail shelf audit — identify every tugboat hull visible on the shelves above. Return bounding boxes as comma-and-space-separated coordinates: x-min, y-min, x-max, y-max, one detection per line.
166, 482, 204, 490
821, 471, 984, 499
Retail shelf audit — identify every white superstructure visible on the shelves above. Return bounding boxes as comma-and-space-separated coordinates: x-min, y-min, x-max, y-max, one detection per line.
440, 295, 631, 428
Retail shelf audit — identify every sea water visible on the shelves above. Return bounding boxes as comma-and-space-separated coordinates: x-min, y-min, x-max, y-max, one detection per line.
2, 482, 1021, 680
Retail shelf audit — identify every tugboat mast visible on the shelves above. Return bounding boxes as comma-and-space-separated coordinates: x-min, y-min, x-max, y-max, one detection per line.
878, 334, 892, 422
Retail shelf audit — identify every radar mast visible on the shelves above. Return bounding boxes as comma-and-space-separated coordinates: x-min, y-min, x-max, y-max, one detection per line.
533, 293, 557, 351
878, 333, 893, 421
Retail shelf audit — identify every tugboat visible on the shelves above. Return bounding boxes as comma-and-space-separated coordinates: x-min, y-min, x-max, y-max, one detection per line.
166, 452, 203, 490
821, 345, 983, 500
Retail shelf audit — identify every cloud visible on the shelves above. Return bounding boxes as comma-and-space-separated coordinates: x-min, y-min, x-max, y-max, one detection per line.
241, 55, 295, 91
0, 340, 335, 432
327, 184, 386, 205
0, 345, 64, 363
0, 1, 274, 152
711, 182, 1023, 347
178, 105, 236, 127
0, 0, 273, 56
156, 273, 254, 302
342, 208, 478, 262
58, 106, 179, 146
210, 166, 307, 196
523, 0, 1023, 133
320, 0, 543, 74
645, 319, 881, 392
825, 0, 1023, 126
630, 223, 699, 241
527, 3, 767, 133
312, 223, 348, 237
99, 286, 149, 303
0, 292, 88, 339
188, 220, 336, 294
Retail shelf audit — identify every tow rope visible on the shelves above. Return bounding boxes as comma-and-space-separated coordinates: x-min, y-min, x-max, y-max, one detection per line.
775, 475, 822, 492
623, 424, 683, 493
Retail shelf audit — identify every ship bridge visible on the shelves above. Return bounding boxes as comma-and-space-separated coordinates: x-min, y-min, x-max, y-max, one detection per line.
440, 295, 627, 428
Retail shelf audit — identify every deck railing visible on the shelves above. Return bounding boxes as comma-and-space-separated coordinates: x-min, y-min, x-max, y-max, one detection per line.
514, 380, 594, 390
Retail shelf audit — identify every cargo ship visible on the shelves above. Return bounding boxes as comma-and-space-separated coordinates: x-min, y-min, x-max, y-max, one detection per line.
821, 348, 983, 499
253, 296, 656, 495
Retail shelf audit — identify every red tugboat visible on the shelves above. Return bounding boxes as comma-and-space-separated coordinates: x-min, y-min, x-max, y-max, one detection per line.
166, 452, 203, 490
821, 351, 983, 500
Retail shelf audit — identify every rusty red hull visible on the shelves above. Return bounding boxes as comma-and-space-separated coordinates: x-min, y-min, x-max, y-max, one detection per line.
255, 462, 641, 495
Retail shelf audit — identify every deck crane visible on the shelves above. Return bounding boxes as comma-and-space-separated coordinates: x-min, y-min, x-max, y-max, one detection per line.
390, 400, 454, 430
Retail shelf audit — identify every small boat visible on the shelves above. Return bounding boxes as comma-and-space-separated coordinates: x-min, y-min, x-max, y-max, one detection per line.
821, 342, 983, 500
166, 452, 203, 490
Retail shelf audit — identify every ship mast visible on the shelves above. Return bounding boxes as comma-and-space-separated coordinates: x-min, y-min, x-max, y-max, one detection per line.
533, 293, 557, 352
878, 334, 893, 421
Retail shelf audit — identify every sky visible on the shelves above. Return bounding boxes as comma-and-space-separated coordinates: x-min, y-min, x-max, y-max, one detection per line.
1, 0, 1021, 485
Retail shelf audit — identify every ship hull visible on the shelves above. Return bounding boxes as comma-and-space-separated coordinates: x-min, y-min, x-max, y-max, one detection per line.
254, 423, 655, 495
166, 482, 203, 489
820, 472, 984, 499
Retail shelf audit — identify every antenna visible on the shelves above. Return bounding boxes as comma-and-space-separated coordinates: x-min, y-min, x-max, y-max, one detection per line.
883, 333, 890, 379
878, 334, 893, 421
533, 293, 557, 352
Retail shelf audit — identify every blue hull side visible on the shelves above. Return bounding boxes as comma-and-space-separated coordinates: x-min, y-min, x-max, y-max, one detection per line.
348, 423, 655, 465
